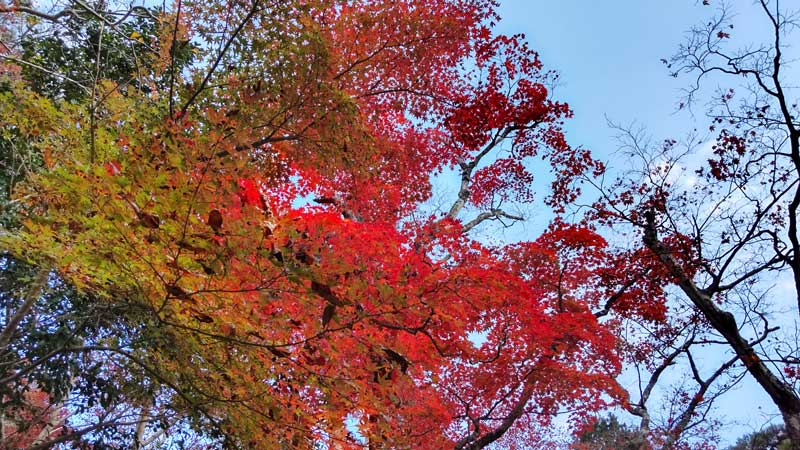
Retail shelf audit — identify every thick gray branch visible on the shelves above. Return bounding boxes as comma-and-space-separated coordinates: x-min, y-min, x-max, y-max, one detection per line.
462, 208, 523, 233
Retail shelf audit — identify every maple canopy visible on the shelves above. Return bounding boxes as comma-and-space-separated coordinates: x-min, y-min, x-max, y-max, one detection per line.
0, 0, 639, 448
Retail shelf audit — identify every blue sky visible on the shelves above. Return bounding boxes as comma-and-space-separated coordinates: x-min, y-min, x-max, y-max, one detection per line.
494, 1, 779, 157
496, 1, 702, 157
491, 1, 785, 445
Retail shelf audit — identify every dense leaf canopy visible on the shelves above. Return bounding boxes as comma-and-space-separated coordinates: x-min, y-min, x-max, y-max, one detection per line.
0, 0, 633, 448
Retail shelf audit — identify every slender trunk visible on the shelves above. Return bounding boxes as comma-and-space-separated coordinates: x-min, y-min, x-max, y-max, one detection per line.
788, 131, 800, 315
30, 396, 67, 448
133, 402, 151, 450
643, 213, 800, 449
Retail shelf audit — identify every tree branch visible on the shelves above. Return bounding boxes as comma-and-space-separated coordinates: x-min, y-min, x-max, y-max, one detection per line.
0, 268, 49, 352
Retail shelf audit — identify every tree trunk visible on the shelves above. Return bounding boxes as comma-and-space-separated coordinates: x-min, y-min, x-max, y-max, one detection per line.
785, 413, 800, 450
643, 213, 800, 449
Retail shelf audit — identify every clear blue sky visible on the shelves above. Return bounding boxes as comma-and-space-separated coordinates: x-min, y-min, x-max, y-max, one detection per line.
494, 1, 783, 445
495, 0, 777, 156
496, 1, 699, 156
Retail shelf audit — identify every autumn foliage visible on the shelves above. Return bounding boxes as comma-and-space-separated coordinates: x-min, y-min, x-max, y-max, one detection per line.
0, 0, 638, 448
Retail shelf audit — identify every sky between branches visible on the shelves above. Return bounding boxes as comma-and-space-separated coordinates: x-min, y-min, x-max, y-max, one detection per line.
495, 0, 788, 445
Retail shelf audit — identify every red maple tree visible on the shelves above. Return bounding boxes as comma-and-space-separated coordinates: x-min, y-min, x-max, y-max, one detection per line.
0, 0, 639, 448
